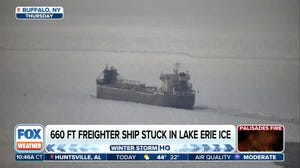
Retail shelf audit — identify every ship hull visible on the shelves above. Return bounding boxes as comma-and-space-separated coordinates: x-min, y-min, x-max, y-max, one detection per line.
97, 85, 195, 109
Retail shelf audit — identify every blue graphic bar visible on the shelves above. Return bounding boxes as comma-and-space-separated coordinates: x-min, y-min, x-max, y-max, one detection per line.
16, 13, 63, 20
44, 154, 107, 161
16, 153, 284, 161
15, 153, 44, 161
189, 153, 284, 161
106, 154, 188, 161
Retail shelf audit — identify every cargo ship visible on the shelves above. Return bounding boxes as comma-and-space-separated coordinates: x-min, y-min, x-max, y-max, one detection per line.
96, 63, 195, 109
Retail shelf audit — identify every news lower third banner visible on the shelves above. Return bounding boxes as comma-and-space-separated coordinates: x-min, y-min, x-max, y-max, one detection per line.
14, 124, 285, 162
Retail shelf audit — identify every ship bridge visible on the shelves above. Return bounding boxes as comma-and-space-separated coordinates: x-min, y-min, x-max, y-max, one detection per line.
160, 63, 194, 95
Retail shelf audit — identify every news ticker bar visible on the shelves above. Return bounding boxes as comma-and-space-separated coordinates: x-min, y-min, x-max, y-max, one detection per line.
15, 153, 284, 162
15, 124, 285, 153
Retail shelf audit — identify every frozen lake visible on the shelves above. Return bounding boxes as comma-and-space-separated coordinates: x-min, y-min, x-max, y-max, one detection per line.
0, 0, 299, 167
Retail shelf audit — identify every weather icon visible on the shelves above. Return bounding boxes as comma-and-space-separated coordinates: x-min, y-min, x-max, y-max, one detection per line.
144, 154, 150, 160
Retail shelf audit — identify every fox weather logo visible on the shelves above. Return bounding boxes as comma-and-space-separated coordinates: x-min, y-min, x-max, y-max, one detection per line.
14, 124, 44, 153
15, 6, 64, 20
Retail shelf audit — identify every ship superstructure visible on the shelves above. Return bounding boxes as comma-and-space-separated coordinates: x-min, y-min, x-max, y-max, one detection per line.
96, 64, 195, 109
